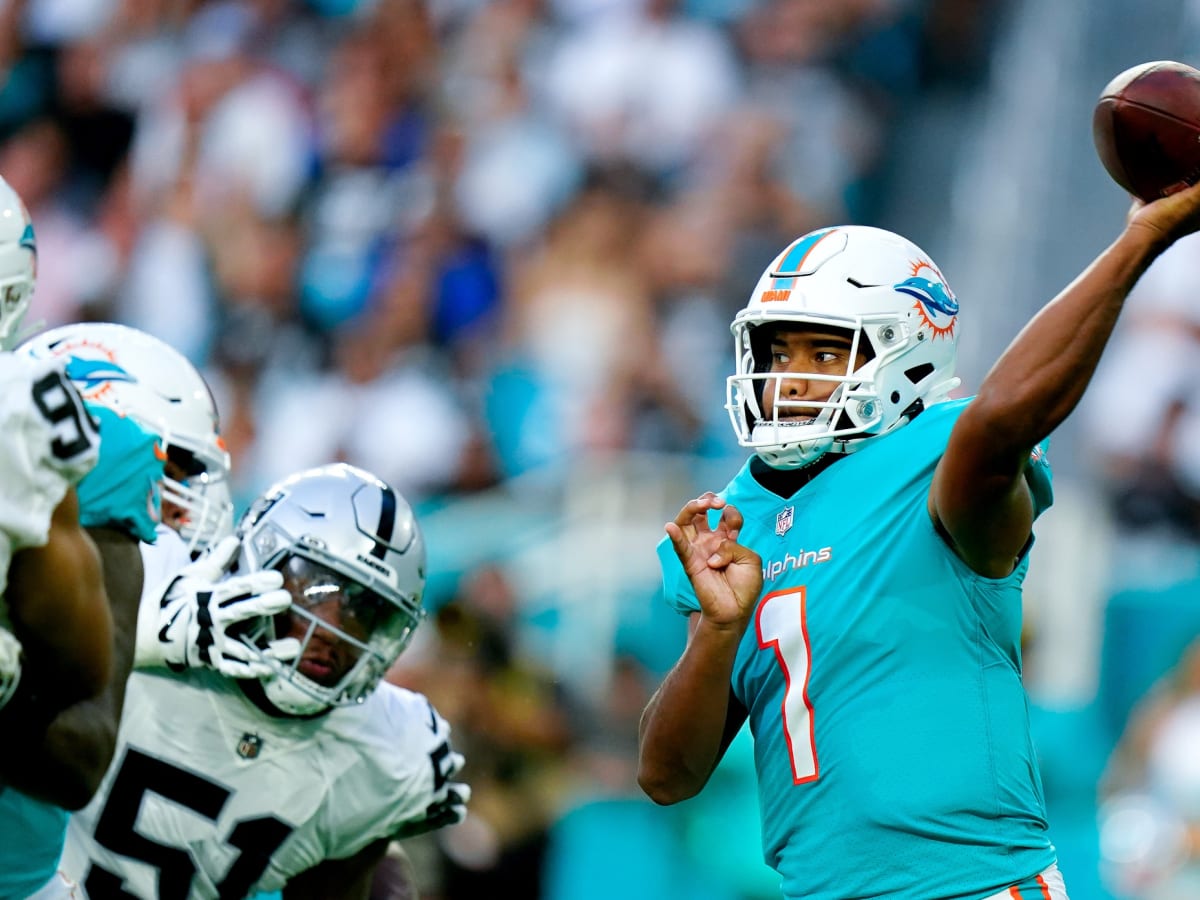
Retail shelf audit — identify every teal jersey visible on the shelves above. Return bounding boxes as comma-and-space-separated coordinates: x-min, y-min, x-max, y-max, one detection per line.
658, 398, 1056, 900
76, 404, 163, 544
0, 791, 67, 899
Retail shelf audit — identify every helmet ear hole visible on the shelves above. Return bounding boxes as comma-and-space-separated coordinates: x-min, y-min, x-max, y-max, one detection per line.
905, 362, 934, 384
857, 332, 877, 364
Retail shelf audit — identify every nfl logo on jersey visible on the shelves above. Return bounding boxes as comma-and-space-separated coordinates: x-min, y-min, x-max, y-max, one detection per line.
776, 506, 794, 536
236, 733, 263, 759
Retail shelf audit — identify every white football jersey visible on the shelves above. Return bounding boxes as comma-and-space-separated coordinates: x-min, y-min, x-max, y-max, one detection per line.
60, 668, 458, 897
0, 353, 98, 599
138, 524, 192, 604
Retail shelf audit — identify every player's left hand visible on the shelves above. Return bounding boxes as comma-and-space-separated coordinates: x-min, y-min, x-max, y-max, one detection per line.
135, 536, 300, 677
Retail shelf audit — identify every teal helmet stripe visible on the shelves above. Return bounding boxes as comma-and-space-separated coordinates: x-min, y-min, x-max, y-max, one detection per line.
771, 228, 837, 290
18, 222, 35, 254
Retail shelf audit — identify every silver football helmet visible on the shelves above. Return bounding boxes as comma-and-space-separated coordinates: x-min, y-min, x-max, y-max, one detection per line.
0, 175, 36, 350
728, 225, 961, 468
19, 322, 234, 552
236, 463, 427, 716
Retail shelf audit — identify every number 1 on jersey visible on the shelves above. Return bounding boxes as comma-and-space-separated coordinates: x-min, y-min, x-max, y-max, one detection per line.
756, 587, 818, 783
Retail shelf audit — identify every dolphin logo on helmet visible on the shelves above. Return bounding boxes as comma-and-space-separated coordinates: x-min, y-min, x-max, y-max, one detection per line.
63, 357, 137, 391
894, 276, 959, 317
894, 272, 959, 339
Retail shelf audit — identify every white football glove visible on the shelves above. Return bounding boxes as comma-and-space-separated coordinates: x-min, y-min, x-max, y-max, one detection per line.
395, 781, 471, 839
135, 536, 300, 678
395, 744, 471, 839
0, 626, 22, 711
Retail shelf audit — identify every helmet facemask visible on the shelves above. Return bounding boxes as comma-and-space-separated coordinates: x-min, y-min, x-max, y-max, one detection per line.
256, 551, 423, 716
161, 443, 235, 557
235, 464, 427, 716
0, 277, 34, 350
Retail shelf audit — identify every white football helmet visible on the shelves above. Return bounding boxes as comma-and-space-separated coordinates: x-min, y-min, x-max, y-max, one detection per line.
728, 225, 961, 468
19, 322, 233, 552
0, 175, 36, 350
236, 463, 426, 716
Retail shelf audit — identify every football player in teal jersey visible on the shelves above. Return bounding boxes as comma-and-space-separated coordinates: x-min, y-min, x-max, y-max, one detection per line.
638, 182, 1200, 900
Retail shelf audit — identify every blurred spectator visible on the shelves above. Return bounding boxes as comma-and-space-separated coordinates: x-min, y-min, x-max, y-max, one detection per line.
390, 563, 577, 898
1080, 233, 1200, 750
51, 37, 135, 203
300, 21, 434, 332
487, 167, 659, 474
1100, 637, 1200, 900
128, 0, 312, 222
732, 0, 893, 222
0, 1, 54, 135
0, 117, 113, 328
1082, 233, 1200, 544
636, 185, 741, 455
244, 319, 478, 505
540, 0, 740, 182
446, 0, 584, 249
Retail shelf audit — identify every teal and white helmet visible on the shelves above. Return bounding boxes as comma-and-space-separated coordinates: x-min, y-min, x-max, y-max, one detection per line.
236, 463, 427, 716
0, 176, 36, 350
19, 322, 233, 553
728, 225, 961, 469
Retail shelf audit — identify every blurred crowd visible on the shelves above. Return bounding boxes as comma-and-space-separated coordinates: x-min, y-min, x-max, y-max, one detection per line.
20, 0, 1200, 898
0, 0, 1003, 510
1074, 229, 1200, 900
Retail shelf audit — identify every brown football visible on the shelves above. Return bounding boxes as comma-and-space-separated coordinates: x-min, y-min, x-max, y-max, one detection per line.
1093, 60, 1200, 202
